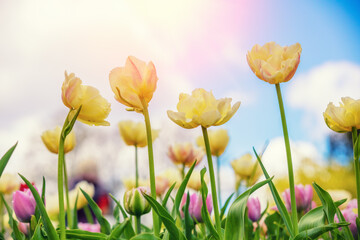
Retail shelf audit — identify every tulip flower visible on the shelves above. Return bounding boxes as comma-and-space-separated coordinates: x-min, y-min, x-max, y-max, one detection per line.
18, 222, 29, 236
118, 121, 159, 148
180, 193, 213, 223
282, 184, 313, 213
155, 176, 169, 196
158, 169, 182, 189
41, 126, 76, 154
196, 129, 229, 157
78, 223, 101, 233
62, 72, 111, 126
123, 178, 148, 191
187, 170, 209, 191
0, 173, 19, 195
323, 97, 360, 133
231, 153, 261, 186
246, 42, 302, 84
167, 88, 240, 129
335, 208, 358, 238
109, 56, 158, 112
168, 143, 204, 169
247, 197, 261, 222
13, 188, 37, 222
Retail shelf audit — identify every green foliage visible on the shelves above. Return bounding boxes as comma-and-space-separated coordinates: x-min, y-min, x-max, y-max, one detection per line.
0, 142, 17, 177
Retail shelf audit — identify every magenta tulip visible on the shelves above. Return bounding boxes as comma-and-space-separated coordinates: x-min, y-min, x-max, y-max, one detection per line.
283, 184, 313, 213
78, 223, 101, 233
180, 193, 212, 223
247, 197, 261, 222
12, 188, 37, 222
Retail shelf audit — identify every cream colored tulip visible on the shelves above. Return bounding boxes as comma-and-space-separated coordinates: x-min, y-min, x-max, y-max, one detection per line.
62, 72, 111, 126
109, 56, 158, 112
187, 171, 209, 191
168, 142, 204, 167
118, 121, 159, 147
231, 153, 261, 185
323, 97, 360, 133
159, 169, 182, 189
167, 88, 240, 129
247, 42, 302, 84
41, 126, 76, 154
196, 129, 229, 156
0, 173, 19, 195
123, 178, 148, 191
155, 176, 169, 196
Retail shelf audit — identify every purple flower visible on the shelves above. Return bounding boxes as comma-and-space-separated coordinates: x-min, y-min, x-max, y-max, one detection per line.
247, 197, 261, 222
12, 188, 37, 223
180, 193, 212, 223
78, 222, 101, 232
347, 199, 358, 210
335, 208, 358, 238
283, 184, 313, 213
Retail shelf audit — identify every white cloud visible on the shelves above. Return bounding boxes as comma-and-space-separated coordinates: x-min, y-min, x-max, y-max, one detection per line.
287, 61, 360, 139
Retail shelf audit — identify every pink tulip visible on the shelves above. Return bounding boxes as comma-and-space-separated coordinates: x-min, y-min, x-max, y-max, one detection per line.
180, 193, 212, 223
347, 199, 358, 210
283, 184, 313, 213
18, 222, 29, 235
78, 222, 101, 232
247, 197, 261, 222
335, 208, 358, 238
13, 188, 37, 222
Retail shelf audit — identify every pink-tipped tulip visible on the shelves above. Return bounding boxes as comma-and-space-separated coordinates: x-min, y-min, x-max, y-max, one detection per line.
180, 193, 212, 223
283, 184, 313, 213
247, 197, 261, 222
12, 188, 36, 223
18, 222, 29, 235
78, 222, 101, 233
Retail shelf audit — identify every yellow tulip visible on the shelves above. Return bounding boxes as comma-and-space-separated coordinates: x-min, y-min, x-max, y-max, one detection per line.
118, 121, 159, 147
155, 176, 169, 196
247, 42, 302, 84
123, 178, 148, 191
167, 88, 240, 129
109, 56, 158, 112
158, 169, 182, 189
196, 129, 229, 156
0, 173, 19, 195
187, 170, 209, 191
323, 97, 360, 133
62, 72, 111, 126
231, 153, 261, 185
168, 142, 204, 167
41, 126, 76, 154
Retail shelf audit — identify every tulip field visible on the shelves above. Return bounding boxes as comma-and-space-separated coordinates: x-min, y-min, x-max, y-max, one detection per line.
0, 39, 359, 240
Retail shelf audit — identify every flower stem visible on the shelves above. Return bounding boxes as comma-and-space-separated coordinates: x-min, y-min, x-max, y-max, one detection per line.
142, 102, 159, 237
275, 83, 298, 234
201, 126, 222, 239
216, 155, 221, 207
58, 129, 66, 240
181, 164, 186, 179
135, 215, 141, 234
0, 194, 4, 234
352, 127, 360, 217
135, 145, 139, 188
63, 155, 72, 228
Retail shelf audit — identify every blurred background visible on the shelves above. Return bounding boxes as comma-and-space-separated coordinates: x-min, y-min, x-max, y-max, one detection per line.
0, 0, 360, 206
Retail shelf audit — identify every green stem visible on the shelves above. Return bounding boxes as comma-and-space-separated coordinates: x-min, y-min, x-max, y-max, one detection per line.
275, 83, 298, 235
201, 126, 222, 239
135, 145, 139, 188
352, 127, 360, 217
0, 194, 4, 234
142, 101, 159, 237
58, 130, 66, 240
216, 155, 221, 207
135, 215, 141, 234
181, 164, 186, 179
63, 155, 72, 228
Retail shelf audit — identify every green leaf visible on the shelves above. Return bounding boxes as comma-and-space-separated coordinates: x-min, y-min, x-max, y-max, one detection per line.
220, 193, 234, 220
294, 222, 350, 240
80, 188, 111, 234
200, 168, 220, 240
224, 177, 271, 240
71, 192, 79, 229
172, 160, 196, 218
0, 142, 17, 177
129, 233, 161, 240
1, 194, 25, 240
184, 192, 194, 240
63, 107, 82, 137
19, 174, 59, 240
109, 193, 128, 220
143, 194, 185, 240
253, 147, 294, 238
64, 229, 107, 240
107, 219, 131, 240
30, 220, 48, 240
162, 183, 176, 208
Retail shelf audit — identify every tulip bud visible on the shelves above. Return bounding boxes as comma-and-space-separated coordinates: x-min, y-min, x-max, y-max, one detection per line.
13, 188, 37, 222
18, 222, 29, 236
247, 197, 261, 222
123, 187, 151, 216
180, 193, 212, 223
282, 184, 313, 213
